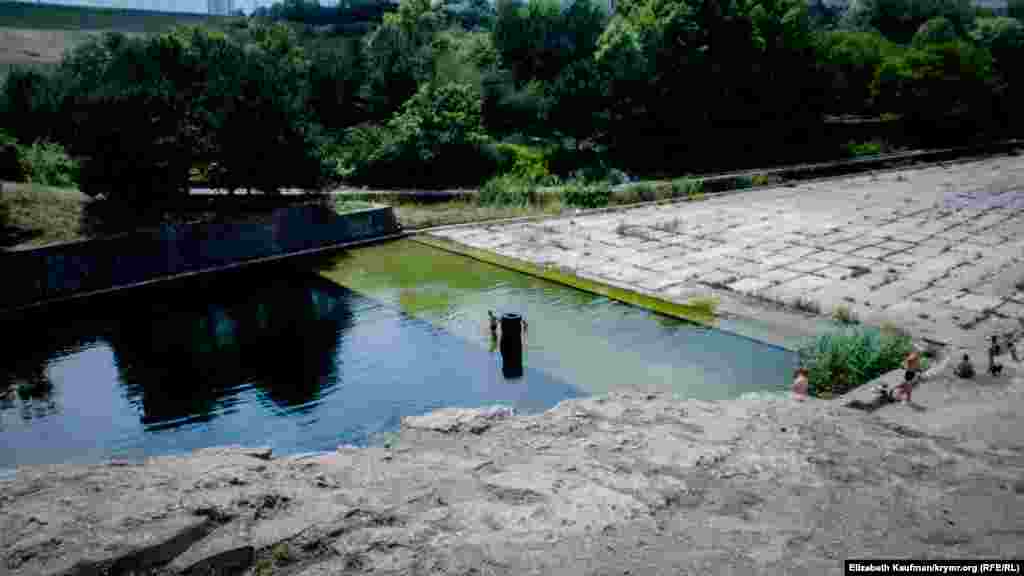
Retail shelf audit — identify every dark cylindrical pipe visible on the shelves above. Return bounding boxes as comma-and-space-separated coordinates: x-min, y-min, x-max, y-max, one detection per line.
499, 313, 523, 379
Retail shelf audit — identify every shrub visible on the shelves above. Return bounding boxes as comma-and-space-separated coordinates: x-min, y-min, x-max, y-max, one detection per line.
844, 140, 884, 156
18, 140, 78, 188
479, 174, 538, 206
798, 325, 913, 398
624, 182, 657, 203
832, 304, 860, 324
493, 142, 552, 183
670, 178, 703, 198
560, 181, 611, 208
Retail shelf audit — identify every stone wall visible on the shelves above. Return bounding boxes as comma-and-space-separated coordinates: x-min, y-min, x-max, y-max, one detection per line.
0, 204, 401, 313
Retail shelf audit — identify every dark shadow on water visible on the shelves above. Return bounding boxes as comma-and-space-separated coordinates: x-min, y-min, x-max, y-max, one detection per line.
103, 268, 349, 426
0, 262, 584, 464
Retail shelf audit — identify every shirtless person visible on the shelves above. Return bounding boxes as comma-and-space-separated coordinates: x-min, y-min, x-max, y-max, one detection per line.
955, 354, 975, 379
896, 351, 920, 403
792, 368, 809, 400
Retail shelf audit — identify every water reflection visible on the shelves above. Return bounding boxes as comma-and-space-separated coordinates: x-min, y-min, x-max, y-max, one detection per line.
105, 272, 348, 426
1, 263, 583, 468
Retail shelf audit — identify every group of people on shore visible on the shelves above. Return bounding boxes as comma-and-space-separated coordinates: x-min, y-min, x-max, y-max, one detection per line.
791, 350, 921, 403
793, 333, 1019, 402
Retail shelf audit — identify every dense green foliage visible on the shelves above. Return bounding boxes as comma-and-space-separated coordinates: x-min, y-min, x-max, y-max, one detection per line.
560, 181, 612, 208
912, 16, 959, 46
814, 30, 900, 114
0, 129, 77, 187
799, 325, 914, 397
1, 0, 1022, 205
1009, 0, 1024, 20
18, 140, 79, 188
841, 0, 974, 44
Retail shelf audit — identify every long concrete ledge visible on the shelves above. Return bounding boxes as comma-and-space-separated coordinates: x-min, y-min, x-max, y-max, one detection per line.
330, 139, 1024, 203
0, 204, 402, 314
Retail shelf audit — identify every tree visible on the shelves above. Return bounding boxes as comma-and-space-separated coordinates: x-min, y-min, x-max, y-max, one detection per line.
493, 0, 608, 87
814, 30, 900, 114
0, 68, 61, 146
594, 0, 824, 171
912, 16, 958, 46
1010, 0, 1023, 21
970, 17, 1024, 129
307, 36, 367, 134
871, 40, 998, 140
841, 0, 974, 44
361, 0, 441, 119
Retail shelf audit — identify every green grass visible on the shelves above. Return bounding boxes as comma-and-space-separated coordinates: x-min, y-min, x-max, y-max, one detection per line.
393, 195, 565, 230
798, 324, 914, 398
0, 181, 89, 249
330, 198, 378, 214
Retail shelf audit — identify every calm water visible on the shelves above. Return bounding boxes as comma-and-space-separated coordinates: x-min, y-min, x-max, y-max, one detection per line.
1, 239, 797, 469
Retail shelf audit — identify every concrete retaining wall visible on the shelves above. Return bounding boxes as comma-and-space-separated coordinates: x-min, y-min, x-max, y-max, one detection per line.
0, 204, 401, 313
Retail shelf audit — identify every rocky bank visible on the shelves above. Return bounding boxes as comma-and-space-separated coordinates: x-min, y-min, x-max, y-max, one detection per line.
2, 360, 1023, 576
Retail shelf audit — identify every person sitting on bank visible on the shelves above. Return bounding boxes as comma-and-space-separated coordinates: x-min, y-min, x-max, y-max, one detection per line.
792, 368, 809, 400
955, 354, 975, 379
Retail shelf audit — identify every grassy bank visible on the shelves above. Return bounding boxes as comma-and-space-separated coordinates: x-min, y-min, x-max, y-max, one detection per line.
0, 181, 88, 249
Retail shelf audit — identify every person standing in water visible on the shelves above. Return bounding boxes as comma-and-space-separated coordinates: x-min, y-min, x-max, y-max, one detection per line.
487, 311, 499, 352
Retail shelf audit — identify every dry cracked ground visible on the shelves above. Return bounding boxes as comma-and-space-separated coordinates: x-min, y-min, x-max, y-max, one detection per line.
3, 155, 1024, 576
432, 154, 1024, 350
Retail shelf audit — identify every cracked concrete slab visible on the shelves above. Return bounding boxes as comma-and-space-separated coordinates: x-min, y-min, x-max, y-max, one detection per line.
429, 153, 1024, 349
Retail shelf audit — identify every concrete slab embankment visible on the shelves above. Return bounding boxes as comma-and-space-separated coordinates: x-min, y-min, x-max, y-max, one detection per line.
2, 367, 1023, 576
428, 153, 1024, 351
0, 205, 401, 314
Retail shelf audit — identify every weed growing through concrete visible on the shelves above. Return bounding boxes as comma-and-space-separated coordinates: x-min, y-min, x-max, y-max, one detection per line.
849, 266, 872, 279
832, 304, 859, 325
551, 238, 572, 251
792, 296, 822, 314
271, 543, 292, 565
685, 296, 719, 317
651, 218, 683, 233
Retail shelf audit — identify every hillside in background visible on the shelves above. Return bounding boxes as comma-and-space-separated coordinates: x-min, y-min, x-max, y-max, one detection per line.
0, 2, 231, 31
0, 2, 238, 78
